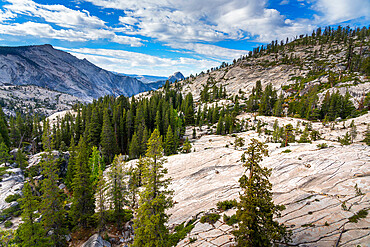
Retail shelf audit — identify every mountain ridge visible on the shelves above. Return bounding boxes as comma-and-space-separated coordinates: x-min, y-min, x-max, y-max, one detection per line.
0, 44, 152, 101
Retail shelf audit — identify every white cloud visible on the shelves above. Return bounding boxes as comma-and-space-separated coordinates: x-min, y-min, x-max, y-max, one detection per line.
84, 0, 315, 44
313, 0, 370, 24
4, 0, 105, 28
168, 43, 248, 60
56, 47, 219, 76
280, 0, 289, 5
1, 0, 144, 46
0, 9, 16, 22
0, 21, 143, 46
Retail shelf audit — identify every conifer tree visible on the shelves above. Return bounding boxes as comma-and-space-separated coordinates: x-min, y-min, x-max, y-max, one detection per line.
364, 124, 370, 146
71, 136, 95, 228
133, 129, 173, 247
42, 119, 52, 151
164, 125, 176, 156
216, 116, 224, 135
0, 142, 10, 164
234, 139, 289, 246
65, 137, 76, 190
17, 182, 48, 247
96, 168, 107, 231
182, 137, 192, 153
89, 146, 104, 187
40, 152, 67, 246
129, 132, 140, 160
88, 109, 101, 148
100, 108, 117, 163
0, 106, 10, 148
108, 154, 127, 227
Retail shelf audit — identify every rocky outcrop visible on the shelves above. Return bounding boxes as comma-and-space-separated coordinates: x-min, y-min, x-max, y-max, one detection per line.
161, 114, 370, 246
81, 234, 111, 247
0, 167, 24, 211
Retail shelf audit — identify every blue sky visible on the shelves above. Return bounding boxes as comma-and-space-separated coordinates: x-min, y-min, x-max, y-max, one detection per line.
0, 0, 369, 77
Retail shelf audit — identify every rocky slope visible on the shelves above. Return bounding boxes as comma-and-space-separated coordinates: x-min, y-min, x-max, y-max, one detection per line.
0, 45, 151, 101
136, 38, 369, 107
165, 113, 370, 246
0, 85, 82, 116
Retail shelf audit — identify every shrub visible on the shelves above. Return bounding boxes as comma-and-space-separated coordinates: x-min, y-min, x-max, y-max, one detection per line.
223, 214, 238, 226
282, 149, 291, 153
5, 194, 21, 203
4, 221, 13, 228
200, 213, 220, 225
316, 143, 328, 149
216, 199, 237, 211
169, 221, 195, 246
349, 209, 368, 223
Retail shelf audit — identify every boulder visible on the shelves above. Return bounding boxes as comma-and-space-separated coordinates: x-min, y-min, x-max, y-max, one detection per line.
81, 234, 111, 247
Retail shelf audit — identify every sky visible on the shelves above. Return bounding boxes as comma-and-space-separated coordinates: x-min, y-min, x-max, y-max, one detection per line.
0, 0, 369, 77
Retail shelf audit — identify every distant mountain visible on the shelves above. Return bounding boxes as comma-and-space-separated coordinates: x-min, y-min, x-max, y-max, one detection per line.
119, 71, 185, 90
122, 74, 168, 84
0, 44, 152, 101
144, 71, 185, 90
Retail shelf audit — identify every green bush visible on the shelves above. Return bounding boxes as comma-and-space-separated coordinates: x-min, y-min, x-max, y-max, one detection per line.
4, 221, 13, 228
169, 221, 195, 246
316, 143, 328, 149
282, 149, 291, 153
5, 194, 21, 203
200, 213, 220, 225
216, 199, 237, 211
349, 209, 368, 223
223, 214, 238, 226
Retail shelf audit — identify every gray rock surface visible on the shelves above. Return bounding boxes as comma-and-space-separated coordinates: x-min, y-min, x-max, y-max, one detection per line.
161, 114, 370, 246
81, 234, 111, 247
0, 45, 152, 101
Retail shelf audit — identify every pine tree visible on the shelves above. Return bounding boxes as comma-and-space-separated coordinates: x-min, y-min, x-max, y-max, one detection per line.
129, 132, 140, 160
108, 154, 127, 227
65, 137, 76, 190
182, 137, 192, 153
16, 148, 27, 170
100, 108, 117, 163
0, 141, 10, 164
133, 129, 173, 247
16, 182, 49, 247
71, 136, 95, 228
363, 124, 370, 146
284, 124, 294, 147
216, 116, 224, 135
234, 139, 289, 246
88, 108, 101, 147
96, 168, 107, 231
89, 146, 104, 187
40, 152, 67, 246
42, 119, 52, 151
0, 106, 10, 148
164, 125, 176, 156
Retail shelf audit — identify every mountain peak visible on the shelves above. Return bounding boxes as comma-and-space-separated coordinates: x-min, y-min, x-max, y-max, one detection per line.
168, 71, 184, 82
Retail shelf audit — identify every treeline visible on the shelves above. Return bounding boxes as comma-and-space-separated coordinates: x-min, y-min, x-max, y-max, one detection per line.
0, 88, 194, 161
243, 80, 368, 121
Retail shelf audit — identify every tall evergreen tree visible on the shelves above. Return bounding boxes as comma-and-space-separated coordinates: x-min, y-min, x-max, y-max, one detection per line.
129, 132, 140, 160
164, 125, 176, 156
234, 139, 289, 246
16, 182, 48, 247
71, 136, 95, 228
96, 168, 108, 231
133, 129, 173, 247
108, 154, 127, 227
40, 152, 67, 246
0, 142, 10, 164
0, 106, 10, 148
100, 108, 117, 163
